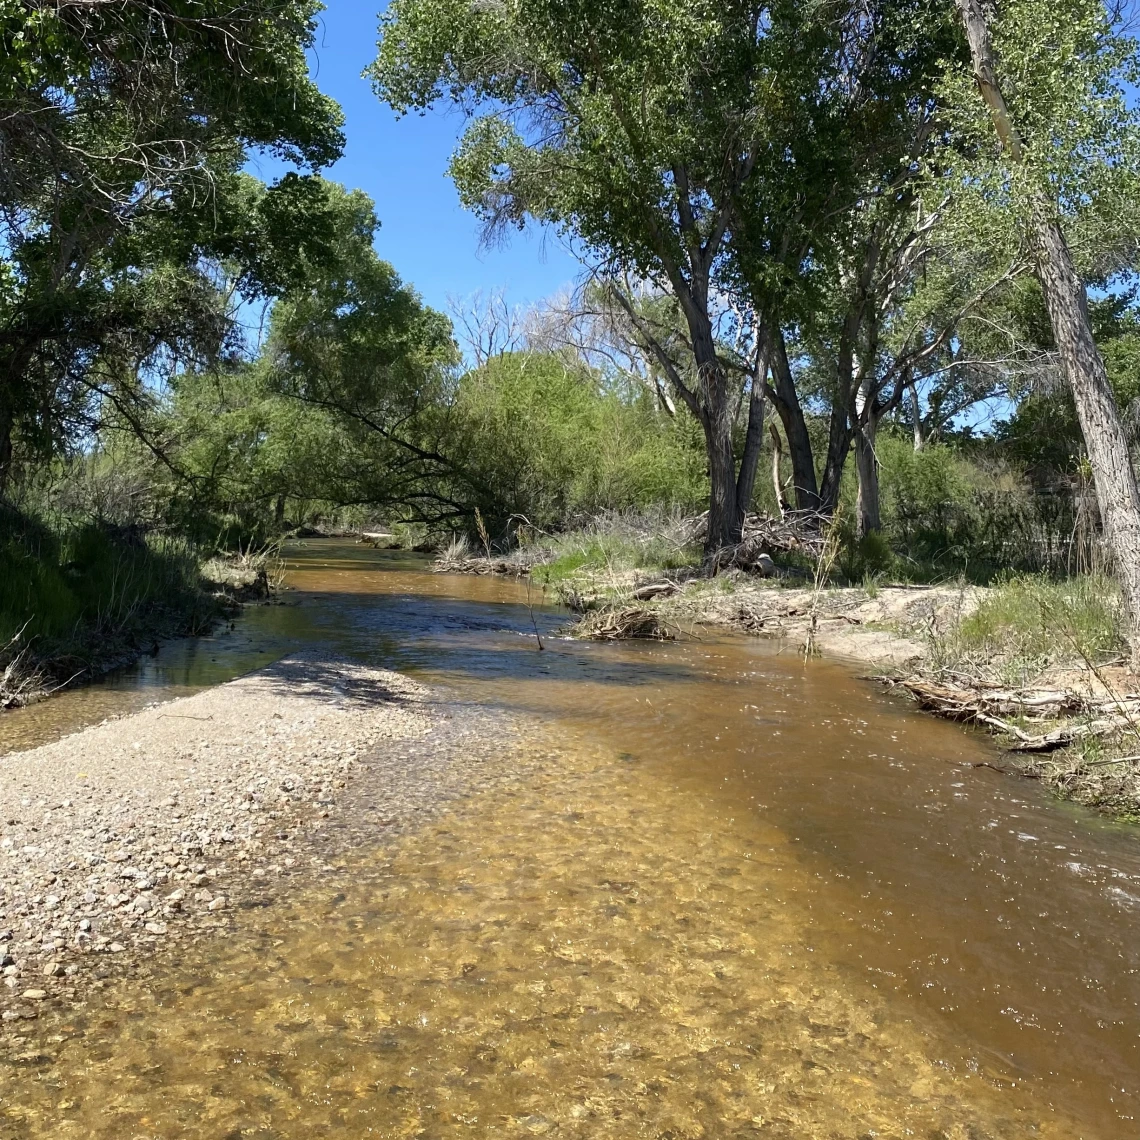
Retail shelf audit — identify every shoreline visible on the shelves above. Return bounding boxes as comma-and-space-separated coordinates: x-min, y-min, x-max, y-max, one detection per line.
609, 573, 1140, 820
451, 554, 1140, 822
1, 568, 274, 714
0, 654, 518, 1024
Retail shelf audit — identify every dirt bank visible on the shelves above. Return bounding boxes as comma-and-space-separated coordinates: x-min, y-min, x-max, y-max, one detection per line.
0, 654, 532, 1023
1, 560, 274, 713
651, 574, 973, 666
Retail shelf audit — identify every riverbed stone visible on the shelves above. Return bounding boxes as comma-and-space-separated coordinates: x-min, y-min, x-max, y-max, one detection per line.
0, 655, 452, 1018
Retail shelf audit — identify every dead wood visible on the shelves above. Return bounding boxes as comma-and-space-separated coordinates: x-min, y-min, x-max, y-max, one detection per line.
572, 607, 677, 641
690, 511, 826, 573
632, 582, 680, 601
432, 556, 533, 577
885, 676, 1140, 752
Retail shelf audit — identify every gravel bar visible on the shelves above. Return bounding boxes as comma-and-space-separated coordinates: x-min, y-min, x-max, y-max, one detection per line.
0, 655, 455, 1021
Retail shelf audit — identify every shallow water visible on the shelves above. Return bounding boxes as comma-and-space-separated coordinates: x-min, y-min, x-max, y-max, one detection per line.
2, 540, 1140, 1137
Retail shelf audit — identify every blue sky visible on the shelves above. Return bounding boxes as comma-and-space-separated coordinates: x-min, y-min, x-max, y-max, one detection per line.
245, 1, 582, 316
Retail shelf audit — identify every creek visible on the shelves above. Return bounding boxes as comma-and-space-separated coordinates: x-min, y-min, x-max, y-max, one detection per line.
1, 539, 1139, 1138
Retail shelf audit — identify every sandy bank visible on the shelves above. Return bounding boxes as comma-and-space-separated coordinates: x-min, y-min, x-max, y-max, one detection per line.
650, 576, 974, 667
0, 655, 522, 1022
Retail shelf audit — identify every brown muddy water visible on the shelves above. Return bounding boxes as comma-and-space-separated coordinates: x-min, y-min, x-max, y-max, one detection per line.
2, 540, 1140, 1138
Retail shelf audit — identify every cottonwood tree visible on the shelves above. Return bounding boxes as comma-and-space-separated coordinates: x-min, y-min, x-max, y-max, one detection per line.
806, 187, 1026, 535
371, 0, 946, 552
448, 290, 526, 367
261, 188, 470, 522
947, 0, 1140, 665
523, 284, 682, 417
0, 0, 344, 493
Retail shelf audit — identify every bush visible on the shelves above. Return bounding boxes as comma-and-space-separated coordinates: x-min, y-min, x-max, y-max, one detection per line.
835, 525, 896, 583
450, 352, 708, 537
872, 433, 1074, 579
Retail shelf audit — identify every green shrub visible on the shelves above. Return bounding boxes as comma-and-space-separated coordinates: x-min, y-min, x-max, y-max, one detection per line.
869, 433, 1074, 580
835, 527, 896, 583
957, 574, 1123, 665
450, 352, 708, 537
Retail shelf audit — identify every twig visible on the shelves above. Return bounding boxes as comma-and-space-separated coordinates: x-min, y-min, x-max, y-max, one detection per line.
523, 577, 544, 652
974, 712, 1034, 742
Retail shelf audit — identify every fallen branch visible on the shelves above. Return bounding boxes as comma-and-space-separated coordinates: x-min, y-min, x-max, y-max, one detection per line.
433, 556, 535, 577
1010, 714, 1139, 753
884, 676, 1140, 752
632, 581, 680, 601
572, 607, 676, 641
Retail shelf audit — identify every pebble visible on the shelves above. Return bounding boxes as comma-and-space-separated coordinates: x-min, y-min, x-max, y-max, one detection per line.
0, 657, 438, 1017
21, 989, 46, 1001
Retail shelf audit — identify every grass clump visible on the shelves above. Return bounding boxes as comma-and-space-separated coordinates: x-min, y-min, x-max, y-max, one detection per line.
959, 575, 1122, 661
0, 504, 221, 701
532, 510, 700, 587
927, 574, 1124, 686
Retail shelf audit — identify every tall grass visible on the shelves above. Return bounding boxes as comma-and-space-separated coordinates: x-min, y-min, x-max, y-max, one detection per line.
927, 574, 1124, 686
532, 509, 701, 586
0, 507, 207, 657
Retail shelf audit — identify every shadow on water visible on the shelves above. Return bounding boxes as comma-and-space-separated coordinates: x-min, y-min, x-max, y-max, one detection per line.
2, 539, 1140, 1135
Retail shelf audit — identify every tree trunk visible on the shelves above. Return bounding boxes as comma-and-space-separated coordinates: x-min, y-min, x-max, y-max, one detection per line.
956, 0, 1140, 667
0, 407, 12, 500
1033, 208, 1140, 659
686, 314, 743, 552
734, 393, 766, 526
274, 494, 286, 528
818, 403, 854, 513
853, 374, 882, 536
706, 418, 739, 552
769, 330, 821, 511
769, 423, 792, 516
908, 382, 925, 451
854, 415, 881, 537
734, 327, 775, 525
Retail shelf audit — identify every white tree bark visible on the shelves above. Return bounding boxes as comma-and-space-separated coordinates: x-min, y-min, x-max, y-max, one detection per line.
908, 382, 925, 451
955, 0, 1140, 667
854, 370, 882, 537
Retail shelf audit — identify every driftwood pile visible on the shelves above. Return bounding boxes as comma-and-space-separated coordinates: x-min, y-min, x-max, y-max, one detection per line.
432, 555, 537, 576
888, 676, 1140, 752
573, 607, 677, 641
690, 511, 826, 573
